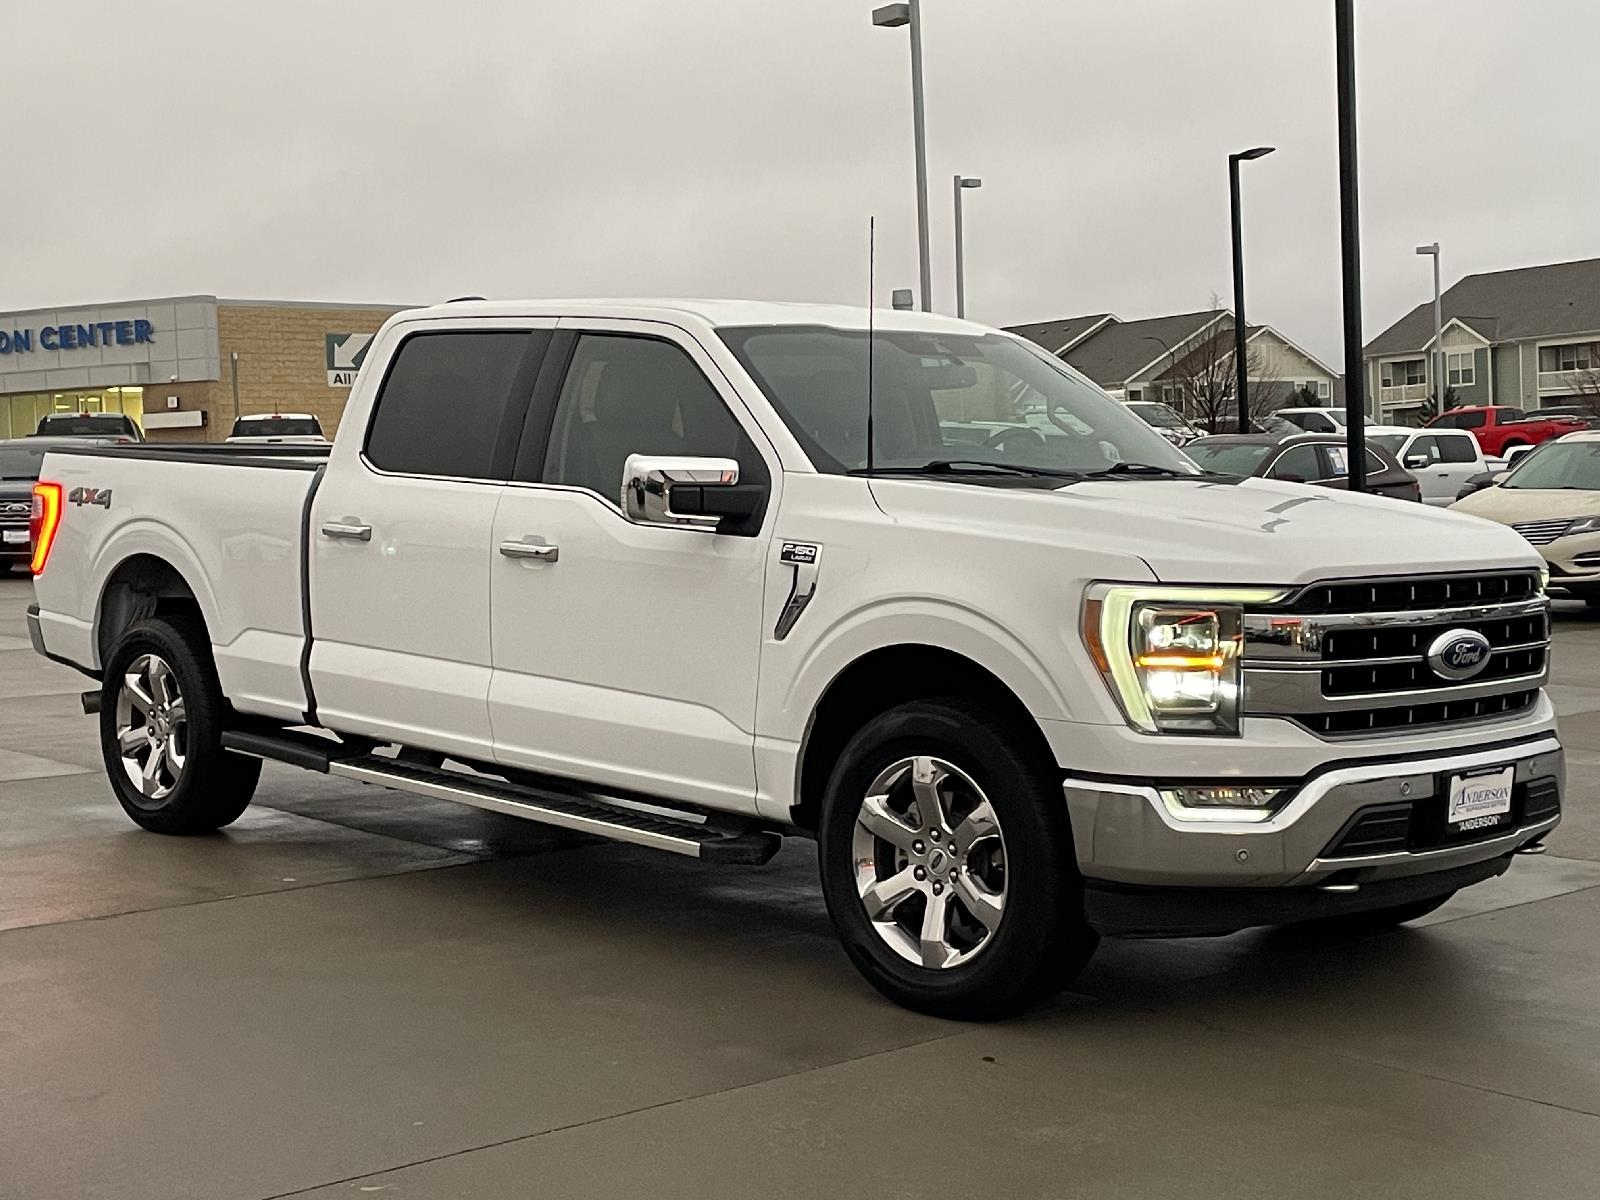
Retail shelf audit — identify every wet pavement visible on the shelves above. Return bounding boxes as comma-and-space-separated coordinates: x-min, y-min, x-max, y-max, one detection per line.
3, 572, 1600, 1199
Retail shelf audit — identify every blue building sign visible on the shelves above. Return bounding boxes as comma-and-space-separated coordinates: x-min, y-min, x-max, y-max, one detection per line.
0, 319, 155, 355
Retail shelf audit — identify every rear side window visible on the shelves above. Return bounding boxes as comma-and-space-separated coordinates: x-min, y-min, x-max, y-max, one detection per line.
365, 332, 543, 480
1454, 410, 1487, 429
1503, 408, 1525, 421
1437, 433, 1477, 463
1270, 444, 1323, 480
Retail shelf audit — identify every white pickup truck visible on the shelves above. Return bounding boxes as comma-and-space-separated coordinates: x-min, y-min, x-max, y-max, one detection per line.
27, 300, 1563, 1018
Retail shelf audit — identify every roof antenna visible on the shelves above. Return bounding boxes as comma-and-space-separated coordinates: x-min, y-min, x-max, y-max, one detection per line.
866, 216, 876, 475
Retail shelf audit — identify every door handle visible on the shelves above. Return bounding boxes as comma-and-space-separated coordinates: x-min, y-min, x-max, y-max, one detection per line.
499, 539, 559, 562
321, 521, 372, 542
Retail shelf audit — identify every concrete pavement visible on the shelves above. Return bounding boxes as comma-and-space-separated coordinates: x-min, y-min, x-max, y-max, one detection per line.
4, 572, 1600, 1199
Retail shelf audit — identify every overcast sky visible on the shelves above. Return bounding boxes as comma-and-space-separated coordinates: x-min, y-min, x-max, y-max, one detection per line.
3, 0, 1596, 368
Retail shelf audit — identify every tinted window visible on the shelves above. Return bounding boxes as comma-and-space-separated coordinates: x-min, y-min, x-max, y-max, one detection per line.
1409, 435, 1442, 463
36, 414, 136, 438
365, 332, 539, 479
233, 416, 323, 438
1436, 433, 1477, 463
0, 443, 48, 480
1453, 411, 1486, 429
541, 334, 767, 503
1270, 444, 1323, 480
1370, 433, 1408, 457
1503, 408, 1525, 421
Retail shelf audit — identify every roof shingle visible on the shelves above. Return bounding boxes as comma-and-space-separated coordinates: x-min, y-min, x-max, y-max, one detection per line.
1059, 310, 1224, 386
1004, 313, 1112, 355
1364, 257, 1600, 357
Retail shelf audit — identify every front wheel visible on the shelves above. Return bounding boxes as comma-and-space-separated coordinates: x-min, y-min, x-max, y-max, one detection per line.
100, 615, 261, 834
817, 699, 1097, 1019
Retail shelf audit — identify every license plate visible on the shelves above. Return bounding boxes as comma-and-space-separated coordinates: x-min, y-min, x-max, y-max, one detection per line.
2, 529, 26, 545
1448, 766, 1514, 828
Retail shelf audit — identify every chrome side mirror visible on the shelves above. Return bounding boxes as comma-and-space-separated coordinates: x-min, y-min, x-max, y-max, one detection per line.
623, 455, 740, 529
1404, 453, 1429, 469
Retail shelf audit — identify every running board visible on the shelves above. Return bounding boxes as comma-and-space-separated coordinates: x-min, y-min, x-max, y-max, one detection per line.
327, 755, 782, 865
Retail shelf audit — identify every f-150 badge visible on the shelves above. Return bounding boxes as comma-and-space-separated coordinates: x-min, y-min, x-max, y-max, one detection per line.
776, 541, 822, 639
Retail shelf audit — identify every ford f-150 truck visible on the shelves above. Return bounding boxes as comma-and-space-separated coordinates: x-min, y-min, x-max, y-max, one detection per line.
26, 300, 1563, 1018
1429, 405, 1586, 457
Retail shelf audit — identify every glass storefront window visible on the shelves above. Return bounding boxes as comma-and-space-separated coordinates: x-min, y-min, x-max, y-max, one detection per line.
1, 387, 143, 439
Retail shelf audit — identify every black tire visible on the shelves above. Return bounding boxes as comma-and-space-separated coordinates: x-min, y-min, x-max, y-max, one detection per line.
99, 614, 261, 834
817, 698, 1097, 1020
1309, 891, 1454, 934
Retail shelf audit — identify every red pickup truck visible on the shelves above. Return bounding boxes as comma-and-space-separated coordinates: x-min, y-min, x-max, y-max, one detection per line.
1427, 405, 1586, 457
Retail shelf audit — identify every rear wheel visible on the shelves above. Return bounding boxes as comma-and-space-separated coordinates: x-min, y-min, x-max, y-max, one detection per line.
817, 699, 1097, 1020
99, 615, 261, 834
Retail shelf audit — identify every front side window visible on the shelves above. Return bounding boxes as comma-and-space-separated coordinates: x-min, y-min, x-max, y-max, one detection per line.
1504, 441, 1600, 490
365, 331, 541, 479
718, 326, 1195, 477
1409, 435, 1442, 464
541, 333, 767, 503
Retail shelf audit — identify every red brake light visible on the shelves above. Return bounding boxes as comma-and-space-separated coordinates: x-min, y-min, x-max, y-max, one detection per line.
30, 482, 63, 575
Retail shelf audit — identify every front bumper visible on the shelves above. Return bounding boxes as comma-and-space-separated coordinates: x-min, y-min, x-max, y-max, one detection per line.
1064, 733, 1561, 920
1543, 532, 1600, 588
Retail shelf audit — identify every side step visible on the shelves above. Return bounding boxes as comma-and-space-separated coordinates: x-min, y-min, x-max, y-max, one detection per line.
222, 730, 782, 864
326, 755, 782, 865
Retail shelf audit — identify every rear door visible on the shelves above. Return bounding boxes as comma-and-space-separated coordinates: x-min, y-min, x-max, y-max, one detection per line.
309, 320, 552, 759
487, 322, 778, 812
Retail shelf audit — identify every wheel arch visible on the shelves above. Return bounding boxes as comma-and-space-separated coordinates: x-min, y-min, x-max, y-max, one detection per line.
791, 643, 1059, 832
95, 551, 213, 670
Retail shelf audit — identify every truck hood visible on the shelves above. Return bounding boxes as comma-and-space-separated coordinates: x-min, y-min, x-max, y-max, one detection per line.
868, 476, 1543, 585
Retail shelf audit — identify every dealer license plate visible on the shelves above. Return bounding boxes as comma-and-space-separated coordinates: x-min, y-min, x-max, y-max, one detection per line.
2, 529, 27, 545
1448, 767, 1514, 829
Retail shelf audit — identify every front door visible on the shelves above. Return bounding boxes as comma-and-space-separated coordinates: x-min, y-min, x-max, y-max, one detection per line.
488, 323, 777, 812
1404, 435, 1463, 505
309, 320, 552, 759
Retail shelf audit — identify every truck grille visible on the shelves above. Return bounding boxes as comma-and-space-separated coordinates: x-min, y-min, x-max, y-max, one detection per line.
1511, 519, 1574, 546
1243, 571, 1549, 739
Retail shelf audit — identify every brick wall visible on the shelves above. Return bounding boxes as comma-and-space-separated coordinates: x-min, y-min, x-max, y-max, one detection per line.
179, 304, 404, 442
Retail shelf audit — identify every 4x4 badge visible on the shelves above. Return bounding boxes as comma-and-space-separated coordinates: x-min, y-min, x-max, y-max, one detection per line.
775, 541, 822, 639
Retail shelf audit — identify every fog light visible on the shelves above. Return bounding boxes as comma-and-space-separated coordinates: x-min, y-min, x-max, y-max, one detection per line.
1159, 785, 1289, 823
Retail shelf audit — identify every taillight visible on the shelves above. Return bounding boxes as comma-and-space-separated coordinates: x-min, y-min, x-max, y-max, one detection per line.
30, 482, 63, 575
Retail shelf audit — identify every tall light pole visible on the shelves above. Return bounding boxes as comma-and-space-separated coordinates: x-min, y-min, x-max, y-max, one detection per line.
1335, 0, 1368, 491
1229, 146, 1274, 433
953, 175, 981, 319
873, 2, 932, 312
1417, 242, 1443, 415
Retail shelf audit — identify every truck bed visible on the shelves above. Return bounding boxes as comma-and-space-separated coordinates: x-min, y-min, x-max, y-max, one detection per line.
30, 441, 325, 723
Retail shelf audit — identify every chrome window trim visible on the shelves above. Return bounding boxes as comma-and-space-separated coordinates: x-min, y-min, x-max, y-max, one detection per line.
1247, 639, 1550, 673
1062, 735, 1560, 837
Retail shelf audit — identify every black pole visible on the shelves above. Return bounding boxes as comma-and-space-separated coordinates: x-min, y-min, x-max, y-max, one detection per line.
1230, 155, 1250, 434
1336, 0, 1367, 491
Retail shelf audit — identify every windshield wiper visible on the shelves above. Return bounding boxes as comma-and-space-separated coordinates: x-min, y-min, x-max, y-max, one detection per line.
1084, 462, 1202, 478
850, 460, 1085, 480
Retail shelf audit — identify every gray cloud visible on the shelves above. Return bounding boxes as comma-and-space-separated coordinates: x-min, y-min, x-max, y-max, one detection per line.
3, 0, 1595, 368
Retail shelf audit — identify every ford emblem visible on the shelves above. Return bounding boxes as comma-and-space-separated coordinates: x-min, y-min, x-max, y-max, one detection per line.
1426, 629, 1493, 681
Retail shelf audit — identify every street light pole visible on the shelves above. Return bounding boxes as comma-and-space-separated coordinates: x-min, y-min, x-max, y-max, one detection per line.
1335, 0, 1368, 491
1229, 146, 1274, 433
953, 175, 981, 319
873, 2, 933, 312
1417, 242, 1443, 414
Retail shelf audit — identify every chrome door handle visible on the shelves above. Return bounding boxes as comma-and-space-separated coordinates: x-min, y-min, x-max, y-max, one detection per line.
321, 521, 372, 542
499, 540, 559, 562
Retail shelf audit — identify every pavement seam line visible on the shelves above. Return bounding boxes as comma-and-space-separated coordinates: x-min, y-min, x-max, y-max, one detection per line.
253, 1029, 968, 1199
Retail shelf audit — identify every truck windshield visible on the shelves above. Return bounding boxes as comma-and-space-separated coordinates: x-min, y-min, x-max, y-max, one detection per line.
717, 326, 1196, 477
0, 443, 48, 480
1502, 441, 1600, 490
1127, 401, 1188, 430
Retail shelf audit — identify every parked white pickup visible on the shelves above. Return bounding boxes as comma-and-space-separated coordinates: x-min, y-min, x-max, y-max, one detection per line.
26, 299, 1563, 1017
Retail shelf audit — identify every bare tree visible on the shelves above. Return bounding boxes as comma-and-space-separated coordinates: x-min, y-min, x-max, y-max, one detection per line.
1146, 303, 1280, 434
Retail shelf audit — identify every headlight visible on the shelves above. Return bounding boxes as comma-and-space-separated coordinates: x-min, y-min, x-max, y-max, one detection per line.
1564, 516, 1600, 536
1082, 584, 1291, 734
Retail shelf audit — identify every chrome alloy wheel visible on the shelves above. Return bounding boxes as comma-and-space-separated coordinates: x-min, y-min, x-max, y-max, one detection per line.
851, 755, 1008, 969
114, 653, 188, 806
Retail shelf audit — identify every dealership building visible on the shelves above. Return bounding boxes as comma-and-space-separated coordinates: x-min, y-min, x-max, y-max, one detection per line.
0, 296, 408, 442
